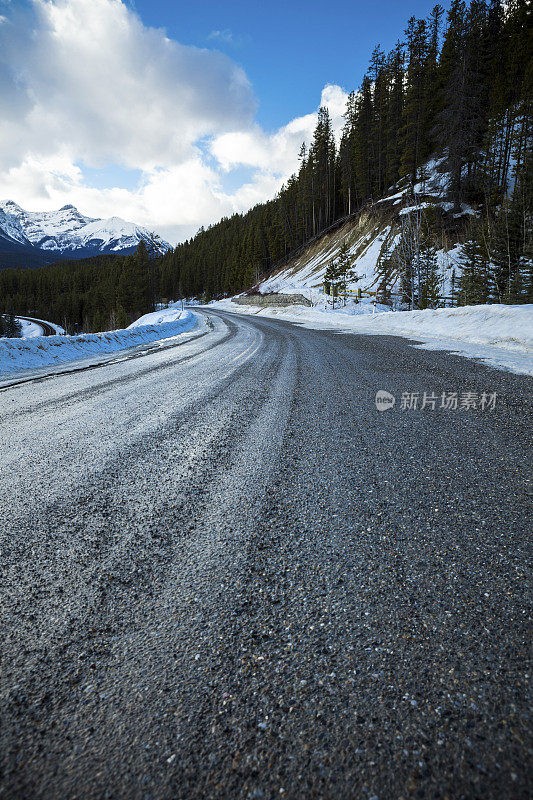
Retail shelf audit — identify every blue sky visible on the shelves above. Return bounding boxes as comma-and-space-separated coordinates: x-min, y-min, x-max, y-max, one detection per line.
133, 0, 446, 131
0, 0, 449, 243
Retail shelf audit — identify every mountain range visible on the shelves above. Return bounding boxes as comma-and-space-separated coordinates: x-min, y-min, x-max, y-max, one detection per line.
0, 200, 170, 269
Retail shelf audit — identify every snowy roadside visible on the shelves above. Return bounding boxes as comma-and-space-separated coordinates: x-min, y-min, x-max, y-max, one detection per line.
126, 307, 188, 329
209, 299, 533, 377
18, 319, 45, 338
0, 307, 199, 378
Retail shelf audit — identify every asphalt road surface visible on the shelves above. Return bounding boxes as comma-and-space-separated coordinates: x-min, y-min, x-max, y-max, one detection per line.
0, 309, 531, 800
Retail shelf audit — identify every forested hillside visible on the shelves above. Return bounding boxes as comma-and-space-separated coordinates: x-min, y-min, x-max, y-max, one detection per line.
0, 0, 531, 332
0, 248, 151, 333
166, 0, 531, 302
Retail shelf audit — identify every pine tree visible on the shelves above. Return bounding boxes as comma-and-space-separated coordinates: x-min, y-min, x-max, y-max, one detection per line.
385, 42, 405, 188
324, 258, 341, 308
354, 75, 374, 202
419, 243, 441, 308
370, 45, 388, 197
491, 152, 533, 303
425, 4, 445, 149
309, 107, 337, 232
338, 241, 359, 304
2, 313, 22, 338
401, 16, 430, 185
436, 1, 488, 207
400, 258, 414, 308
115, 304, 129, 330
339, 92, 358, 214
322, 242, 354, 307
458, 232, 491, 304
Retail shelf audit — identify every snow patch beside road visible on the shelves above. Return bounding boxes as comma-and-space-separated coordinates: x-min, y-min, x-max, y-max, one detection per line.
0, 309, 198, 377
210, 300, 533, 376
127, 307, 187, 328
19, 319, 44, 338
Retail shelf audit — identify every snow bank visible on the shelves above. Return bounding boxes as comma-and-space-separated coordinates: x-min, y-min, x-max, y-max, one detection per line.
210, 299, 533, 376
127, 307, 187, 328
320, 304, 533, 352
0, 309, 197, 377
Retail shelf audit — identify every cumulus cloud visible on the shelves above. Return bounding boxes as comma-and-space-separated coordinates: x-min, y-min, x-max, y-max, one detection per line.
0, 0, 255, 171
211, 84, 348, 175
0, 0, 348, 243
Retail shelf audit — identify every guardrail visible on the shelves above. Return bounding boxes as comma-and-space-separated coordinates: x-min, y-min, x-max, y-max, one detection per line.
325, 286, 457, 307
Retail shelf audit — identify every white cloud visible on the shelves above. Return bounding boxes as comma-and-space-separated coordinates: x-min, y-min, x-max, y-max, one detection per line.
0, 0, 255, 172
211, 84, 348, 176
0, 0, 348, 244
208, 29, 243, 46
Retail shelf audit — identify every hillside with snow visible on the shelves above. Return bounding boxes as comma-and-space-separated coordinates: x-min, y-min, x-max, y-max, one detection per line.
255, 158, 470, 307
208, 156, 533, 376
0, 200, 170, 269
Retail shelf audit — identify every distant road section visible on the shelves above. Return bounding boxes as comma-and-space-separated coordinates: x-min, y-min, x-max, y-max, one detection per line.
16, 315, 63, 336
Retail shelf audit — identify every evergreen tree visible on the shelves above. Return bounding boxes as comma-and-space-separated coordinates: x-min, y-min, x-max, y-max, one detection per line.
491, 153, 533, 302
339, 92, 358, 214
1, 313, 22, 337
385, 42, 405, 188
324, 258, 341, 308
309, 107, 337, 232
370, 45, 388, 197
400, 257, 414, 308
436, 1, 489, 207
324, 241, 361, 307
419, 243, 441, 308
401, 16, 430, 185
115, 304, 129, 330
458, 232, 492, 304
354, 75, 375, 202
425, 4, 445, 149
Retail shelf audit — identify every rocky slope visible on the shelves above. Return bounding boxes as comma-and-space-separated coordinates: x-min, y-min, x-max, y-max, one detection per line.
256, 159, 473, 306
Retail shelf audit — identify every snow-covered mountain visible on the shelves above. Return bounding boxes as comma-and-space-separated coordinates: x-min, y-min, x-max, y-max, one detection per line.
0, 201, 170, 267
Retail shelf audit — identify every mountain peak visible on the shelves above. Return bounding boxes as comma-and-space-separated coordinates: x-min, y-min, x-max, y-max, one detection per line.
0, 201, 170, 262
0, 200, 23, 212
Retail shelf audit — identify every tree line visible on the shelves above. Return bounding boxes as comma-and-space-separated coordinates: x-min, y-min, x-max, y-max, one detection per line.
0, 0, 530, 332
0, 245, 152, 334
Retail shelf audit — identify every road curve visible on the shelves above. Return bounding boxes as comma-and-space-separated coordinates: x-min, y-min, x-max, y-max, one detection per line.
0, 309, 531, 800
16, 315, 59, 336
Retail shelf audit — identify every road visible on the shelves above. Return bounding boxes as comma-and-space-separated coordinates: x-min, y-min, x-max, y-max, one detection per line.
16, 315, 58, 336
0, 309, 531, 800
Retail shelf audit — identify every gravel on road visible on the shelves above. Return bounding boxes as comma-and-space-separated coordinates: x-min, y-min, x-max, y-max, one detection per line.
0, 309, 531, 800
